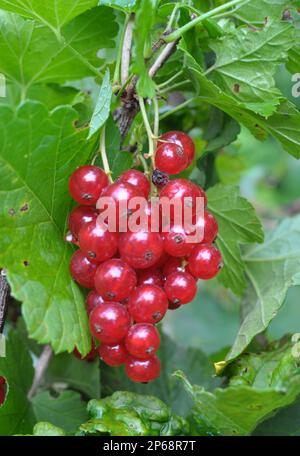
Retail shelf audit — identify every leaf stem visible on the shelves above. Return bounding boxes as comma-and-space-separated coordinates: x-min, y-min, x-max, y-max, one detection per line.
121, 13, 135, 86
159, 97, 197, 120
28, 345, 53, 399
100, 127, 113, 183
157, 70, 183, 89
159, 79, 190, 94
153, 97, 159, 150
138, 96, 155, 167
164, 0, 249, 42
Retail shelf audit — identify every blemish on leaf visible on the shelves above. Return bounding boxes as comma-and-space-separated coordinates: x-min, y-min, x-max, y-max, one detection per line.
8, 208, 16, 216
282, 9, 292, 21
233, 84, 240, 93
20, 203, 29, 212
23, 260, 30, 267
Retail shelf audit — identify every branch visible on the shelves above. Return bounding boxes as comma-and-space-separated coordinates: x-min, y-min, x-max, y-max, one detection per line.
0, 270, 9, 334
28, 344, 53, 399
121, 13, 135, 85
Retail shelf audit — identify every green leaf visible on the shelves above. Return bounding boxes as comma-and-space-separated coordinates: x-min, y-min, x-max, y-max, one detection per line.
79, 391, 188, 436
177, 339, 300, 436
0, 8, 118, 91
0, 330, 35, 435
0, 101, 93, 354
225, 214, 300, 362
32, 422, 66, 436
0, 0, 98, 28
207, 20, 295, 116
204, 110, 241, 152
95, 116, 133, 180
133, 0, 157, 98
234, 0, 291, 24
88, 69, 112, 139
99, 0, 137, 12
207, 184, 264, 295
183, 49, 300, 158
32, 391, 88, 433
47, 353, 101, 399
254, 396, 300, 436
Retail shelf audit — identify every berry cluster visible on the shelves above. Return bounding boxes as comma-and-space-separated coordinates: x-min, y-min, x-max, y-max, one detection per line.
67, 131, 222, 383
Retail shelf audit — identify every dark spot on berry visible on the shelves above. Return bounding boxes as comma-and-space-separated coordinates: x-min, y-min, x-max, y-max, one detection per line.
95, 324, 103, 334
146, 346, 154, 354
144, 251, 154, 261
233, 83, 240, 93
174, 234, 184, 244
152, 312, 162, 321
173, 298, 180, 305
87, 251, 96, 259
20, 203, 29, 212
152, 169, 169, 188
8, 208, 16, 216
82, 193, 93, 201
23, 260, 29, 267
106, 291, 116, 299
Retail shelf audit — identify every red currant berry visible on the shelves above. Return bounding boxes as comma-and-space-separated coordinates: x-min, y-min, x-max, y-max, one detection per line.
68, 206, 98, 239
119, 231, 163, 269
128, 284, 168, 324
125, 355, 161, 383
188, 244, 222, 279
155, 143, 188, 175
137, 268, 164, 288
163, 225, 195, 257
86, 290, 105, 314
70, 250, 97, 288
187, 210, 218, 244
160, 179, 207, 221
153, 251, 170, 268
99, 342, 128, 367
158, 131, 195, 165
0, 377, 6, 405
69, 165, 108, 206
125, 323, 160, 359
164, 271, 197, 305
94, 259, 137, 301
73, 340, 97, 361
78, 220, 118, 263
89, 303, 131, 344
118, 169, 150, 199
163, 257, 185, 277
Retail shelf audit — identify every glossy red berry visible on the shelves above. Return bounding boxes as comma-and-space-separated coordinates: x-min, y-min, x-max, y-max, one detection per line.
73, 340, 97, 361
69, 165, 108, 206
70, 250, 98, 288
119, 231, 163, 269
188, 243, 222, 279
118, 169, 150, 199
164, 271, 197, 305
128, 284, 168, 324
68, 206, 98, 239
187, 210, 218, 244
158, 131, 195, 164
86, 290, 105, 314
137, 268, 164, 288
99, 342, 128, 367
125, 323, 160, 359
89, 302, 131, 344
163, 225, 195, 257
78, 220, 118, 263
163, 257, 185, 277
94, 259, 137, 301
155, 143, 188, 175
125, 355, 161, 383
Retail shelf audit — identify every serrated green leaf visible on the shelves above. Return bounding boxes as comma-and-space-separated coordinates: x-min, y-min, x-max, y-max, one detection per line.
32, 391, 88, 433
0, 8, 118, 91
204, 110, 241, 152
234, 0, 290, 24
207, 20, 295, 116
0, 101, 93, 354
254, 396, 300, 436
183, 49, 300, 158
0, 0, 98, 28
225, 214, 300, 362
79, 391, 188, 436
99, 0, 137, 12
32, 422, 66, 436
88, 69, 112, 139
207, 184, 264, 295
0, 330, 35, 435
47, 353, 100, 399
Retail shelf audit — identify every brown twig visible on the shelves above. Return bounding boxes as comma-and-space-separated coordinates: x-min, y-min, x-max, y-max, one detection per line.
0, 270, 9, 334
28, 344, 53, 399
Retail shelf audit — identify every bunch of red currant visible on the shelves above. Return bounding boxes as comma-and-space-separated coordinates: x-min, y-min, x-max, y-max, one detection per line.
67, 131, 222, 383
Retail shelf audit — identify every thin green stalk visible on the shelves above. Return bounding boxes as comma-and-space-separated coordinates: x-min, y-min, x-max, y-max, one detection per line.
159, 97, 197, 120
159, 79, 190, 94
157, 70, 183, 89
153, 97, 159, 150
100, 127, 113, 183
138, 96, 155, 167
164, 0, 249, 42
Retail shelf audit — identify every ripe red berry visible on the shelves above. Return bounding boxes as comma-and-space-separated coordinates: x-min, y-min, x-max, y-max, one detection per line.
158, 131, 195, 164
163, 257, 185, 277
94, 259, 137, 301
118, 169, 150, 199
89, 303, 131, 344
128, 284, 168, 324
187, 210, 218, 244
137, 268, 164, 288
68, 206, 98, 239
86, 290, 104, 314
69, 165, 108, 205
188, 244, 222, 279
125, 355, 161, 383
78, 220, 118, 263
164, 271, 197, 305
99, 342, 128, 367
70, 250, 98, 288
155, 143, 188, 175
125, 324, 160, 359
119, 231, 163, 269
73, 340, 97, 361
163, 224, 195, 257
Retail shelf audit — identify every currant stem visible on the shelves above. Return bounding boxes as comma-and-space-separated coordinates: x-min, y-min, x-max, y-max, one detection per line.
138, 96, 155, 167
121, 13, 135, 85
100, 127, 113, 183
159, 97, 197, 120
153, 97, 159, 151
164, 0, 249, 42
